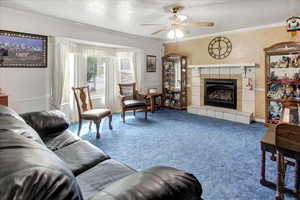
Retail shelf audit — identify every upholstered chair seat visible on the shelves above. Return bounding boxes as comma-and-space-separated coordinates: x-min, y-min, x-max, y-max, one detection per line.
82, 109, 112, 120
124, 100, 146, 108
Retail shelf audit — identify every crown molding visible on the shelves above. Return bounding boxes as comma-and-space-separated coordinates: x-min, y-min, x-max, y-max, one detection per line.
164, 22, 286, 44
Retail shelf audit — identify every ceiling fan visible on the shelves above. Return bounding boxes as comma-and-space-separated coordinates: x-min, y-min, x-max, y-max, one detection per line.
141, 5, 215, 39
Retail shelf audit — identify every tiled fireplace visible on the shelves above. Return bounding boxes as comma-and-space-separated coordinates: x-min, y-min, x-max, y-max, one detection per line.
187, 64, 257, 124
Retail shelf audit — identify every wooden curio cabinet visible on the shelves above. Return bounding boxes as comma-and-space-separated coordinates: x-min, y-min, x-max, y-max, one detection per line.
162, 54, 187, 110
265, 41, 300, 126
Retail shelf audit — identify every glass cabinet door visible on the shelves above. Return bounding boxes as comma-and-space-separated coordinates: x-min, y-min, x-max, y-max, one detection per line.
162, 54, 187, 109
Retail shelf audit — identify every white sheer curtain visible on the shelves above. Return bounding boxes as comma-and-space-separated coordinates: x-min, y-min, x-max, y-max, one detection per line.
50, 38, 143, 121
104, 57, 120, 112
50, 38, 72, 110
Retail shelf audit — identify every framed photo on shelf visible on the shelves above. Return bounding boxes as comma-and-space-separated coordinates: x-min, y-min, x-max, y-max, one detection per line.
0, 30, 47, 68
146, 55, 156, 72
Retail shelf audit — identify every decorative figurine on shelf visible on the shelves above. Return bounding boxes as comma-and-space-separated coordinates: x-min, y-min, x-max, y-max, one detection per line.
267, 89, 284, 99
269, 101, 282, 124
270, 71, 278, 81
297, 55, 300, 66
294, 72, 300, 80
282, 73, 290, 82
296, 87, 300, 98
284, 85, 294, 99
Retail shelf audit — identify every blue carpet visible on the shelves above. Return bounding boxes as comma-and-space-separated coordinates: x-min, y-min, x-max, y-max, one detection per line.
69, 109, 295, 200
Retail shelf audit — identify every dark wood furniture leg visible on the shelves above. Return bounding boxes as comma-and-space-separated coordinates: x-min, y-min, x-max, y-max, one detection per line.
145, 108, 147, 120
260, 149, 266, 184
95, 120, 101, 139
109, 115, 113, 130
276, 153, 285, 200
89, 121, 92, 129
122, 110, 125, 123
78, 119, 82, 136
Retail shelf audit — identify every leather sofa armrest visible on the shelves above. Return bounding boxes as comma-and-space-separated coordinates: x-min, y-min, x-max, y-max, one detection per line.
90, 166, 203, 200
20, 110, 69, 137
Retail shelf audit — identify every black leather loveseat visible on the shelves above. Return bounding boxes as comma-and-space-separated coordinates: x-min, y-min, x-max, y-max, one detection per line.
0, 105, 203, 200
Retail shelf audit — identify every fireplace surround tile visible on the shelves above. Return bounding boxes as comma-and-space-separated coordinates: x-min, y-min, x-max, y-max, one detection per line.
207, 110, 216, 118
215, 111, 224, 119
188, 64, 257, 124
223, 112, 236, 121
192, 86, 200, 96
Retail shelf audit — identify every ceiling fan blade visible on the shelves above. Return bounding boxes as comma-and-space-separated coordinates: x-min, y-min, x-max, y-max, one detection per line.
174, 25, 190, 34
151, 28, 168, 35
140, 24, 164, 26
182, 22, 215, 27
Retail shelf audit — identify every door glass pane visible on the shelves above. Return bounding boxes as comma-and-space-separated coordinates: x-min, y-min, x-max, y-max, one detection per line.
87, 56, 105, 98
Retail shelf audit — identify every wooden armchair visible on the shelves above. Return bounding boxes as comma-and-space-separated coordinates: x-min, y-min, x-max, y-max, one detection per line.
275, 123, 300, 200
72, 86, 112, 139
118, 82, 148, 123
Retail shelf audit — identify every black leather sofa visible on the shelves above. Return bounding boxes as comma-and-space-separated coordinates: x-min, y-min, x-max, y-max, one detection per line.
0, 105, 203, 200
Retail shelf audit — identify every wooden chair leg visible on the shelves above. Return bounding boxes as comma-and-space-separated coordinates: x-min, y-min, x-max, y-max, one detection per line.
276, 153, 285, 200
78, 119, 82, 136
122, 110, 125, 123
95, 120, 101, 139
260, 149, 266, 183
89, 121, 93, 129
295, 160, 300, 198
109, 115, 113, 130
145, 108, 148, 120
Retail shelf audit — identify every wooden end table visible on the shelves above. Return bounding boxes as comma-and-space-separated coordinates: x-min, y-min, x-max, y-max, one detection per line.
260, 127, 297, 196
147, 93, 162, 113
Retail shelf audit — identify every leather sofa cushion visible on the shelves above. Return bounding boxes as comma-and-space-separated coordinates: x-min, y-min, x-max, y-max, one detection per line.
43, 130, 80, 151
90, 166, 203, 200
0, 106, 44, 145
82, 109, 111, 120
21, 110, 69, 137
0, 129, 83, 200
124, 100, 146, 108
55, 140, 109, 176
77, 159, 135, 199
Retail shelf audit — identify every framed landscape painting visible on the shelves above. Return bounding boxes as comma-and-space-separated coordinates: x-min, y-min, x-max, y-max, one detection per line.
0, 30, 47, 68
146, 55, 156, 72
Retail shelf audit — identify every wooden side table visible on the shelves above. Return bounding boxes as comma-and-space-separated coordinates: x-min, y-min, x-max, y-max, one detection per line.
147, 93, 162, 113
0, 94, 8, 106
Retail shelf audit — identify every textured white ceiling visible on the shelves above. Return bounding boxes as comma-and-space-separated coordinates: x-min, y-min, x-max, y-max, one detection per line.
1, 0, 300, 40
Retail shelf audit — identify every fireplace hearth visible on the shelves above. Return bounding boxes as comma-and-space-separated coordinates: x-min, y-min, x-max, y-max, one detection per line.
204, 79, 237, 109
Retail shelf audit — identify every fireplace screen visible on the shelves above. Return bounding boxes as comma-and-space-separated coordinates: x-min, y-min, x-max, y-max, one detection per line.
204, 79, 237, 109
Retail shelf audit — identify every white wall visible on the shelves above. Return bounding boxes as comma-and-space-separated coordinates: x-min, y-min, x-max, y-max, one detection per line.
0, 7, 163, 113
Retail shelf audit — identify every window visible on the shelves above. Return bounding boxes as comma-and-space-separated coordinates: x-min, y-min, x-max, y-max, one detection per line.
87, 56, 105, 98
119, 57, 134, 83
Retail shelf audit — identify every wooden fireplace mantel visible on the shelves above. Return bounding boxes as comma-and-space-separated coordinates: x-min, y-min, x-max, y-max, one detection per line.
188, 63, 257, 69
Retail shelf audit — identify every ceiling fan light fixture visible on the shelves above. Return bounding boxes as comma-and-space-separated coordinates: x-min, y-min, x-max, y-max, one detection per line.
177, 14, 187, 22
167, 29, 184, 40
